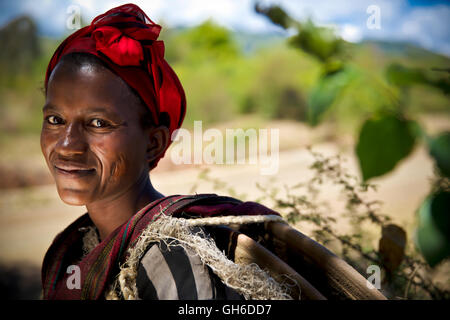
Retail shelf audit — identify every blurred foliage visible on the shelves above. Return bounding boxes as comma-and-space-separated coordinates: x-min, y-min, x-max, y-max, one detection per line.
289, 19, 346, 65
0, 16, 56, 137
386, 63, 450, 95
254, 3, 294, 30
307, 66, 358, 125
162, 20, 320, 126
416, 191, 450, 267
428, 132, 450, 177
165, 20, 240, 63
255, 2, 450, 273
356, 113, 417, 181
0, 16, 40, 79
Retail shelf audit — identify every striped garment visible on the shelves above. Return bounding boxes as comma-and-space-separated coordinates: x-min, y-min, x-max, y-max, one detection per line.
136, 240, 243, 300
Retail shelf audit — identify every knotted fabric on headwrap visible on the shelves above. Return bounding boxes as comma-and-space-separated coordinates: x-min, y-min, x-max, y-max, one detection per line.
45, 3, 186, 169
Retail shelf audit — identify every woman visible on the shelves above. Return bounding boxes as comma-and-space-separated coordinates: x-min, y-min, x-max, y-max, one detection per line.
41, 3, 387, 302
40, 3, 290, 300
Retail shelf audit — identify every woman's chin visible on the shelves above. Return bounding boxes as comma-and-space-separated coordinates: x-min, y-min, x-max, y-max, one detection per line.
57, 188, 90, 206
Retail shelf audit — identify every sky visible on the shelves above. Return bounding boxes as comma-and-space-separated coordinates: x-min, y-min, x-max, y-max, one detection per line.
1, 0, 449, 56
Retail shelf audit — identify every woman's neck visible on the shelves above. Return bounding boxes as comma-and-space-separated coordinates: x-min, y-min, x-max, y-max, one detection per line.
86, 173, 164, 241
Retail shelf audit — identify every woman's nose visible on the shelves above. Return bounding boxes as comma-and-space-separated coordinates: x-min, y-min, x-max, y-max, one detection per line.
54, 123, 88, 157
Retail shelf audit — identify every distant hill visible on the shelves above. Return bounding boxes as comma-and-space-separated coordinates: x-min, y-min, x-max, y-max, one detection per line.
357, 39, 450, 69
360, 40, 449, 60
231, 31, 450, 64
232, 31, 286, 54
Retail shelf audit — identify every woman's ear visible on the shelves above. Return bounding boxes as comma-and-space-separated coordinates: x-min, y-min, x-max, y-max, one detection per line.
145, 125, 170, 165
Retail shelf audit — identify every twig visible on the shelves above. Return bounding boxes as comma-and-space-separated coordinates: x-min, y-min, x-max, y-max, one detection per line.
404, 266, 418, 299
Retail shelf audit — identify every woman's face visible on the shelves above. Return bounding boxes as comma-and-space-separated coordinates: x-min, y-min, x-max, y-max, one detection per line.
41, 60, 153, 206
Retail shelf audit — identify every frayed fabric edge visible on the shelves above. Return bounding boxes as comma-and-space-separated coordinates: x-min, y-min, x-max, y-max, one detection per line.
104, 214, 296, 300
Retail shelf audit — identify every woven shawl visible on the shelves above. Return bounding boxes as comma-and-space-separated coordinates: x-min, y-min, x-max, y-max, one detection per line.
41, 193, 279, 300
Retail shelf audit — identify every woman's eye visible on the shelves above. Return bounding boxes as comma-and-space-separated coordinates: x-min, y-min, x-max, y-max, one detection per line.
90, 119, 109, 128
46, 115, 63, 125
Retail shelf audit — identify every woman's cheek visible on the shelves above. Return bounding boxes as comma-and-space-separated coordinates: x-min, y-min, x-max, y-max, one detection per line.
40, 132, 55, 169
91, 136, 131, 183
91, 130, 144, 187
108, 152, 128, 183
40, 129, 50, 153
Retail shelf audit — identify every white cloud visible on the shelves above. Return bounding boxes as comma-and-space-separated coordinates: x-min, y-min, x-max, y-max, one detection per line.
399, 5, 450, 53
17, 0, 67, 35
128, 0, 280, 33
3, 0, 449, 55
264, 0, 406, 25
339, 24, 363, 43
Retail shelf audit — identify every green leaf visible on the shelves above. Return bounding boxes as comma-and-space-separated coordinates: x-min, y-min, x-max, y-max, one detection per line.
307, 67, 356, 126
289, 20, 344, 62
254, 4, 293, 29
323, 58, 344, 75
416, 191, 450, 267
386, 64, 427, 87
386, 63, 450, 94
356, 113, 417, 181
428, 131, 450, 177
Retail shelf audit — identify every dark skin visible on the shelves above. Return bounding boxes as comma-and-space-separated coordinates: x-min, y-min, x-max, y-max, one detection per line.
41, 60, 170, 241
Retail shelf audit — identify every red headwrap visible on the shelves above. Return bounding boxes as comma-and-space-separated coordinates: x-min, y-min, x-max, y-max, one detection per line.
45, 3, 186, 169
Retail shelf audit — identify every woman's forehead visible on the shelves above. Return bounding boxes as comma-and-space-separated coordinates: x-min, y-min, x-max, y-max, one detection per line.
47, 60, 144, 118
49, 58, 127, 92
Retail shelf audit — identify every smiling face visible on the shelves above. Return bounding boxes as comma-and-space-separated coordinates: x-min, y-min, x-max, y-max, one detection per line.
41, 54, 158, 206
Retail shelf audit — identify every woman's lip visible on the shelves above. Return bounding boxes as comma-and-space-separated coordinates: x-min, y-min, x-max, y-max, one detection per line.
53, 160, 95, 171
54, 164, 95, 171
54, 165, 96, 177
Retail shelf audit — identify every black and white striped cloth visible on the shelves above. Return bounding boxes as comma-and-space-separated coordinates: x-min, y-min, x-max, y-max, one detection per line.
136, 241, 244, 300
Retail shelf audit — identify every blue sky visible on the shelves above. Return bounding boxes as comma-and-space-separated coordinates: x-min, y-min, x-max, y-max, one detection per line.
1, 0, 449, 56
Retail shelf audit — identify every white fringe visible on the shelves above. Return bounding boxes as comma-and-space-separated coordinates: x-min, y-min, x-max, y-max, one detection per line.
79, 226, 100, 257
105, 214, 293, 300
